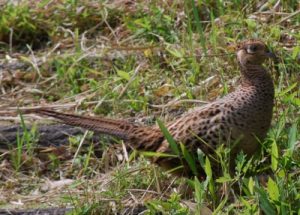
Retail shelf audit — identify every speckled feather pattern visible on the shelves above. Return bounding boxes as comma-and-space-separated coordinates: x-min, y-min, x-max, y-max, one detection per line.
27, 40, 275, 178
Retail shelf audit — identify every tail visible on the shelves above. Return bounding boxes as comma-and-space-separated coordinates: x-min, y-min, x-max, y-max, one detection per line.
23, 108, 136, 140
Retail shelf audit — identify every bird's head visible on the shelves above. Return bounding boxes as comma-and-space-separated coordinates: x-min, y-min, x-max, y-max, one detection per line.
236, 40, 276, 67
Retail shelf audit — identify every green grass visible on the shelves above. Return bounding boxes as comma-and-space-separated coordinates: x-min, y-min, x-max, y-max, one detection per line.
0, 0, 299, 214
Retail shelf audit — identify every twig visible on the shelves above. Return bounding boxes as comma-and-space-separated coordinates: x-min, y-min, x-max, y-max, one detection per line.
121, 141, 129, 162
276, 10, 300, 25
104, 19, 119, 44
26, 45, 43, 79
150, 99, 208, 108
126, 189, 160, 195
72, 130, 89, 167
253, 12, 290, 15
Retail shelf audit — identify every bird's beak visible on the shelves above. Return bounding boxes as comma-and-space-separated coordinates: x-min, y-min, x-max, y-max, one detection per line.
266, 51, 277, 59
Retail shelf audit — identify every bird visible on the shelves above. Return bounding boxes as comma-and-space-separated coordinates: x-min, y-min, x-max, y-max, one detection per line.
23, 39, 276, 178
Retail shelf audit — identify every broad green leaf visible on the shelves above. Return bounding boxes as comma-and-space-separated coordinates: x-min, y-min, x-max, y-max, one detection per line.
194, 177, 203, 205
290, 98, 300, 107
267, 178, 280, 202
248, 177, 254, 195
292, 46, 300, 59
246, 19, 256, 29
278, 169, 285, 178
215, 176, 232, 183
197, 148, 205, 170
205, 157, 216, 201
204, 157, 212, 178
117, 70, 130, 81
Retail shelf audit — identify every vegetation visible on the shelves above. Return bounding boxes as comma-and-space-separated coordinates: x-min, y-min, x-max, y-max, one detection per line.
0, 0, 299, 214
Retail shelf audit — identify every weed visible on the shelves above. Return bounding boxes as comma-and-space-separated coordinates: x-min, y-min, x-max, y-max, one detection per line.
10, 113, 38, 171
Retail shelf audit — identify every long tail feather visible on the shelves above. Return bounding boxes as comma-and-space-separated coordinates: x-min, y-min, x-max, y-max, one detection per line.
23, 108, 135, 140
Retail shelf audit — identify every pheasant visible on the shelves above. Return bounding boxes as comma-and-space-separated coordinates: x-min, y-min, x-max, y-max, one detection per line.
24, 40, 275, 178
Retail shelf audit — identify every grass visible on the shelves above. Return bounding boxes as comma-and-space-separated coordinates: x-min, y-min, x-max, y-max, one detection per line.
0, 0, 299, 214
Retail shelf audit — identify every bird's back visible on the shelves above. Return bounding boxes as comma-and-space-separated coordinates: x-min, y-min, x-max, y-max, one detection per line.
159, 70, 274, 157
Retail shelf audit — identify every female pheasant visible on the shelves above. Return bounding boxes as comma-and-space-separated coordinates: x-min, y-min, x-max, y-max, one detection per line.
25, 40, 275, 178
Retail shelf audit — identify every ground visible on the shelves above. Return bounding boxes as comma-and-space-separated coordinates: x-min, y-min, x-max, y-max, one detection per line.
0, 0, 299, 214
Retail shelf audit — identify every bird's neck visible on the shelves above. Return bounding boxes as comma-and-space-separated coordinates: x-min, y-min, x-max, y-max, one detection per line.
239, 64, 272, 87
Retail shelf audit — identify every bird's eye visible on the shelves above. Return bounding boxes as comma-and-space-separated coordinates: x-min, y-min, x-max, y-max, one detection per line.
246, 45, 257, 54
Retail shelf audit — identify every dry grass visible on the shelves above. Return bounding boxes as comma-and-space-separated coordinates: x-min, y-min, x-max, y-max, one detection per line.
0, 0, 299, 214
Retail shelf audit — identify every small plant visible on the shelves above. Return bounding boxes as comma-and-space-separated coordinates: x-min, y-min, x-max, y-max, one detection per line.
126, 5, 178, 43
146, 193, 189, 214
11, 113, 38, 171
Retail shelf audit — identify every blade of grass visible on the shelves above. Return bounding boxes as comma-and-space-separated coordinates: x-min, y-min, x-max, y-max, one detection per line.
271, 140, 279, 172
140, 151, 178, 158
255, 186, 277, 215
157, 119, 180, 156
180, 142, 198, 175
190, 0, 207, 54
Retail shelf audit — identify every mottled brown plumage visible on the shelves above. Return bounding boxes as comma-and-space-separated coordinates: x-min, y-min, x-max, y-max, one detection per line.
25, 40, 275, 178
